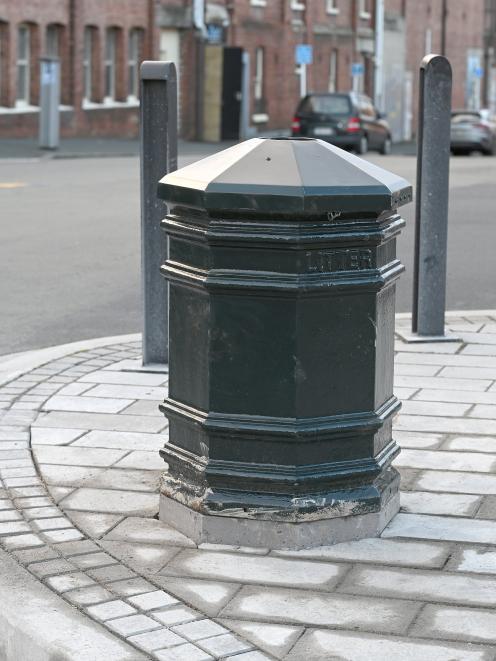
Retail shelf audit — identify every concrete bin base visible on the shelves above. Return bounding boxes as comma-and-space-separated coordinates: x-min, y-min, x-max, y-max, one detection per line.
159, 487, 400, 551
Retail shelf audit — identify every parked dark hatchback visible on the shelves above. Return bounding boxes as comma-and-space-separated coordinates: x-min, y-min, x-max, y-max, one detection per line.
291, 92, 392, 155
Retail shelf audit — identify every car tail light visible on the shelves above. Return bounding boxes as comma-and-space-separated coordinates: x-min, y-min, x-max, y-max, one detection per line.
291, 117, 301, 133
475, 123, 491, 134
346, 117, 361, 132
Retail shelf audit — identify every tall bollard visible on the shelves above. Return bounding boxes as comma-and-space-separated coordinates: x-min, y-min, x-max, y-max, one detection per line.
156, 138, 412, 550
411, 55, 453, 340
39, 57, 60, 150
140, 61, 178, 365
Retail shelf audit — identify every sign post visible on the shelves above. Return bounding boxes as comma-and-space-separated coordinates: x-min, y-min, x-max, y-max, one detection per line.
39, 57, 60, 150
351, 62, 364, 93
295, 44, 313, 98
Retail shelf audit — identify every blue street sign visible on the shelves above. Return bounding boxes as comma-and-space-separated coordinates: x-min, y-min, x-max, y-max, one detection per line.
295, 44, 313, 65
351, 62, 364, 76
474, 66, 484, 79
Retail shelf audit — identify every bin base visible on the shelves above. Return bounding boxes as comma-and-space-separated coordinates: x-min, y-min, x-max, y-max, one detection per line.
158, 487, 400, 551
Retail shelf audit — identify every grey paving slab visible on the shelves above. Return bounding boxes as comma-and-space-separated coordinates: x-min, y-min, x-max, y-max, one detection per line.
60, 487, 159, 516
88, 564, 137, 583
396, 415, 496, 435
394, 375, 492, 391
121, 400, 164, 416
339, 565, 496, 607
39, 464, 105, 487
64, 585, 115, 606
104, 517, 196, 548
72, 551, 118, 569
66, 511, 124, 537
416, 471, 496, 495
115, 450, 165, 470
45, 572, 96, 593
400, 491, 482, 517
101, 540, 180, 574
197, 633, 253, 657
477, 496, 496, 520
79, 370, 167, 386
411, 604, 496, 644
75, 467, 161, 493
220, 586, 420, 634
54, 539, 100, 556
446, 547, 496, 574
470, 404, 496, 418
106, 577, 157, 597
106, 613, 162, 636
85, 384, 167, 401
396, 352, 496, 368
33, 444, 128, 467
161, 549, 346, 590
394, 449, 496, 472
34, 410, 167, 433
87, 600, 137, 621
442, 436, 496, 453
284, 628, 492, 661
42, 528, 85, 543
461, 344, 496, 356
384, 512, 496, 544
128, 628, 185, 653
73, 429, 166, 451
439, 365, 496, 379
128, 590, 179, 611
218, 620, 303, 659
154, 643, 213, 661
152, 606, 202, 627
172, 619, 228, 641
1, 533, 44, 549
151, 576, 241, 618
43, 395, 135, 413
399, 400, 471, 417
57, 383, 95, 396
395, 363, 442, 376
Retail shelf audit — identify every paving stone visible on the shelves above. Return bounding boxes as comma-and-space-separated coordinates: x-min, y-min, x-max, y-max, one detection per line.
400, 491, 481, 517
1, 533, 44, 549
396, 415, 496, 435
0, 510, 22, 522
128, 590, 179, 611
87, 599, 137, 621
218, 620, 303, 659
34, 445, 129, 467
339, 565, 496, 607
397, 352, 496, 368
115, 451, 165, 471
23, 506, 63, 520
57, 383, 95, 396
88, 564, 137, 582
412, 604, 496, 644
121, 400, 164, 417
128, 628, 185, 653
31, 427, 86, 446
104, 517, 195, 548
107, 577, 157, 597
162, 550, 346, 590
476, 496, 496, 520
85, 384, 167, 402
172, 619, 228, 641
66, 511, 123, 537
447, 547, 496, 574
400, 401, 471, 417
221, 586, 419, 633
106, 613, 162, 636
151, 576, 241, 618
78, 468, 161, 493
443, 436, 496, 453
439, 365, 496, 380
12, 546, 59, 564
60, 487, 159, 516
43, 395, 134, 414
54, 539, 100, 556
414, 388, 496, 406
3, 476, 41, 488
395, 376, 492, 391
225, 653, 271, 661
79, 370, 167, 386
34, 411, 167, 433
417, 470, 496, 495
73, 430, 166, 451
42, 529, 84, 543
198, 633, 253, 657
101, 540, 180, 574
40, 464, 105, 488
462, 344, 496, 356
395, 449, 496, 473
470, 404, 496, 419
197, 544, 269, 556
0, 520, 30, 536
0, 441, 29, 450
0, 466, 37, 478
0, 499, 14, 511
47, 486, 75, 502
45, 572, 96, 593
32, 517, 73, 531
7, 486, 46, 498
28, 558, 76, 578
384, 512, 496, 544
395, 363, 442, 376
72, 551, 118, 569
153, 643, 213, 661
152, 606, 201, 627
285, 628, 491, 661
65, 585, 115, 606
14, 496, 52, 509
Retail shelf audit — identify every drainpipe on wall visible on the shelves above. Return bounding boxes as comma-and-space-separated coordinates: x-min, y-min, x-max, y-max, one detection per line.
374, 0, 385, 111
193, 0, 206, 141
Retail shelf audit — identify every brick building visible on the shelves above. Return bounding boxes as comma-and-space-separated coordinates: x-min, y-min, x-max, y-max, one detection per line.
0, 0, 491, 141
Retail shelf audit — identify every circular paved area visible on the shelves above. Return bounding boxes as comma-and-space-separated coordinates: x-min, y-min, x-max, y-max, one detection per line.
1, 313, 496, 660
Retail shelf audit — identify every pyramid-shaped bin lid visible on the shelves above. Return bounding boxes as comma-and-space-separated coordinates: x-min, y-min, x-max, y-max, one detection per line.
157, 138, 412, 215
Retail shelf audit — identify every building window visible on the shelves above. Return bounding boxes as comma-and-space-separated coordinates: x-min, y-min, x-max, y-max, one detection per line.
359, 0, 371, 19
328, 49, 338, 92
104, 28, 118, 101
250, 0, 267, 6
46, 24, 60, 56
327, 0, 339, 14
127, 28, 142, 99
254, 46, 265, 113
83, 27, 94, 101
16, 25, 30, 105
290, 0, 306, 11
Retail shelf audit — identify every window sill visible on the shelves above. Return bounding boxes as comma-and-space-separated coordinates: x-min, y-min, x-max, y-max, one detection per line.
291, 2, 306, 11
359, 11, 371, 19
252, 113, 269, 124
0, 104, 73, 114
82, 99, 139, 110
250, 0, 267, 6
327, 8, 339, 15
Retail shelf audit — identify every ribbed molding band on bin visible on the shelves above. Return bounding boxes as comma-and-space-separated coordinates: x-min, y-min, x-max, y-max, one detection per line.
156, 137, 412, 549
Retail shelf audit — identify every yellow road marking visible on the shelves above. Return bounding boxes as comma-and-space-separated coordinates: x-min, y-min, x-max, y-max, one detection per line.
0, 182, 27, 189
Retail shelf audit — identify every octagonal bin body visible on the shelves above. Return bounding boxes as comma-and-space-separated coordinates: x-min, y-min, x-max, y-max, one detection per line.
156, 137, 412, 549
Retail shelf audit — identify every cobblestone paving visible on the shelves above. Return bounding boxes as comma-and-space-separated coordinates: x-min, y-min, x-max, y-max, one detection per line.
1, 314, 496, 660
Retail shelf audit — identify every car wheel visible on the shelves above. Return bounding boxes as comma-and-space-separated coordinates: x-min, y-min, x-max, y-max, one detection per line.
482, 143, 495, 156
357, 136, 368, 155
380, 136, 392, 155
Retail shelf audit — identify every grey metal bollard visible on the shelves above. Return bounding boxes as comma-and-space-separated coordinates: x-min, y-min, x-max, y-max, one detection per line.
411, 55, 454, 340
39, 57, 60, 150
140, 61, 178, 366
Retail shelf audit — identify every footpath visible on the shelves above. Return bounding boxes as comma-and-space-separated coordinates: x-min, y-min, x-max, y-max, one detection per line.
0, 311, 495, 660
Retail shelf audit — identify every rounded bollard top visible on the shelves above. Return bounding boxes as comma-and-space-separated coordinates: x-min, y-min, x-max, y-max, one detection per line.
158, 138, 412, 215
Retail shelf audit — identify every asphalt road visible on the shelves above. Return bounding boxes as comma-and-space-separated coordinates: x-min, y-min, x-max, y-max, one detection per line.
1, 148, 495, 356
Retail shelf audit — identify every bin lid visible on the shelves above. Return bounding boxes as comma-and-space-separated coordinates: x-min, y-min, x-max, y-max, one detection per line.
157, 138, 412, 215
